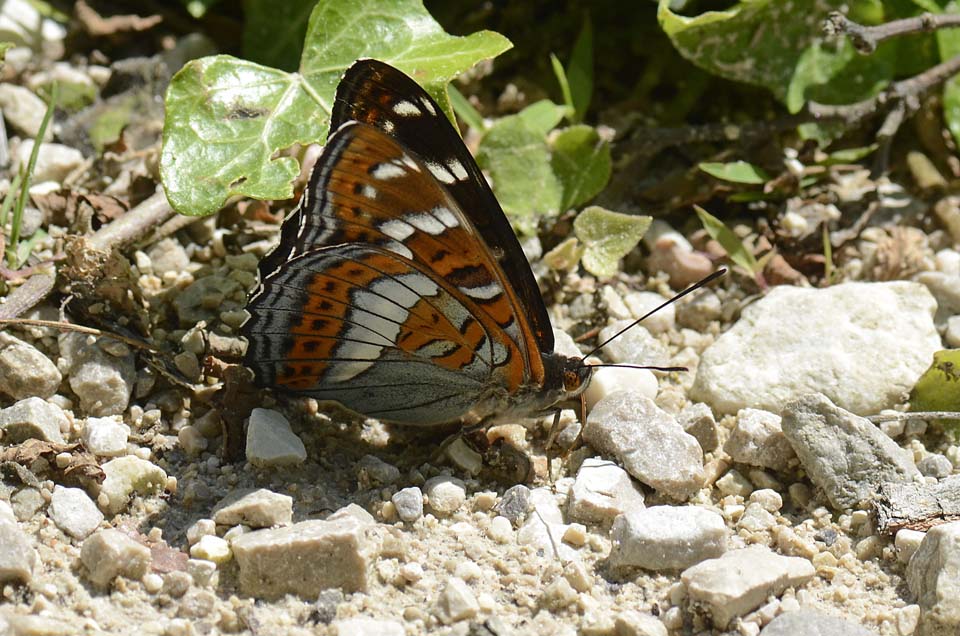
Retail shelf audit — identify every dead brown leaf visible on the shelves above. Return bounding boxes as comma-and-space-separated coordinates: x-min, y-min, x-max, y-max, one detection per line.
0, 439, 104, 490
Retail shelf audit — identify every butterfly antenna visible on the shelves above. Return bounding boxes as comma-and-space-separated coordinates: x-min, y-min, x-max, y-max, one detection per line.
586, 363, 688, 372
580, 268, 727, 363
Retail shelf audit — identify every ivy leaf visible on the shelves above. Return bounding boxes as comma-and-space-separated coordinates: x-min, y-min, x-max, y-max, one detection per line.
573, 206, 651, 278
476, 106, 561, 235
695, 205, 759, 274
242, 0, 315, 72
551, 125, 611, 210
698, 160, 769, 185
910, 350, 960, 427
161, 0, 512, 217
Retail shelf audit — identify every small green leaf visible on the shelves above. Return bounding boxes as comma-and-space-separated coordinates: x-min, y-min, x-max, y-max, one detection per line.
938, 2, 960, 148
550, 53, 574, 117
909, 350, 960, 426
694, 205, 759, 273
819, 144, 878, 166
242, 0, 315, 71
89, 94, 137, 153
542, 236, 585, 272
476, 110, 561, 235
517, 99, 568, 136
698, 160, 769, 184
566, 14, 593, 122
551, 125, 611, 210
449, 85, 485, 132
161, 0, 512, 217
573, 206, 651, 278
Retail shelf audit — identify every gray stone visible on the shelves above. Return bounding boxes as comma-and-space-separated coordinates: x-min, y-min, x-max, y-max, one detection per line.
724, 408, 795, 469
0, 396, 66, 443
81, 416, 129, 456
80, 529, 152, 588
567, 457, 645, 525
678, 402, 719, 453
212, 488, 293, 528
517, 488, 576, 561
10, 488, 44, 521
356, 455, 400, 487
596, 319, 670, 367
49, 486, 103, 539
681, 545, 815, 628
609, 506, 726, 570
333, 618, 404, 636
907, 521, 960, 635
59, 333, 135, 416
424, 476, 466, 517
391, 487, 423, 523
499, 484, 532, 524
0, 502, 36, 584
0, 332, 61, 400
623, 291, 676, 335
691, 282, 941, 415
614, 610, 668, 636
146, 238, 190, 276
0, 84, 52, 139
760, 609, 878, 635
918, 454, 954, 479
14, 140, 84, 182
245, 408, 306, 467
676, 288, 722, 331
781, 393, 921, 510
584, 392, 704, 500
231, 510, 378, 599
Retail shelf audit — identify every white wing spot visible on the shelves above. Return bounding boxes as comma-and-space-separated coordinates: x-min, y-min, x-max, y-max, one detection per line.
401, 155, 419, 171
370, 278, 421, 309
328, 359, 375, 382
461, 282, 502, 300
420, 97, 437, 116
380, 219, 415, 242
382, 119, 395, 133
361, 185, 377, 199
407, 213, 446, 235
386, 241, 413, 259
426, 161, 456, 185
392, 100, 421, 116
371, 163, 406, 180
397, 272, 439, 297
432, 206, 459, 228
447, 158, 468, 181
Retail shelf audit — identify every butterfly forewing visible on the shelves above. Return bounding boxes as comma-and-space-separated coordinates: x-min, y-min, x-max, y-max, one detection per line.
330, 59, 555, 355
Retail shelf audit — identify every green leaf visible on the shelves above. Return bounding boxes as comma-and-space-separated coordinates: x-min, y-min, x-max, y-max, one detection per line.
161, 0, 512, 217
909, 350, 960, 424
517, 99, 568, 136
89, 94, 138, 153
0, 42, 13, 60
476, 110, 561, 235
242, 0, 315, 72
698, 160, 769, 185
542, 236, 585, 272
573, 206, 651, 278
551, 125, 611, 210
657, 0, 894, 113
694, 205, 759, 273
449, 85, 485, 132
938, 2, 960, 148
550, 53, 574, 117
819, 144, 879, 165
566, 14, 593, 122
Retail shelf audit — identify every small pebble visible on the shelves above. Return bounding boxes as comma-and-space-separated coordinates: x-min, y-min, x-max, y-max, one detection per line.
498, 485, 532, 525
48, 486, 103, 540
245, 408, 307, 467
391, 487, 423, 523
190, 535, 231, 564
424, 476, 466, 517
82, 417, 130, 456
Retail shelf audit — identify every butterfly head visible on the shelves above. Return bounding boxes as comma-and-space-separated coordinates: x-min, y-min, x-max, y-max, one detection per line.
543, 351, 592, 403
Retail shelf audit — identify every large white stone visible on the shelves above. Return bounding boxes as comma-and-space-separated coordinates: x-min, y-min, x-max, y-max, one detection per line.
691, 282, 941, 415
567, 457, 645, 525
246, 408, 306, 467
48, 486, 103, 539
609, 506, 726, 570
907, 521, 960, 634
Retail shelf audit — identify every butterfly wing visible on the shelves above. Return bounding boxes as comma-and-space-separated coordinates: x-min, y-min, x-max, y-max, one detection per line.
244, 122, 534, 424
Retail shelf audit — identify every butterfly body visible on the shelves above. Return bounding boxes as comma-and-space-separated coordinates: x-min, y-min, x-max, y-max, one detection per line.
241, 60, 590, 427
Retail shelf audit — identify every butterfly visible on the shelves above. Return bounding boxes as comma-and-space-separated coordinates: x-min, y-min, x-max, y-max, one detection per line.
240, 59, 594, 428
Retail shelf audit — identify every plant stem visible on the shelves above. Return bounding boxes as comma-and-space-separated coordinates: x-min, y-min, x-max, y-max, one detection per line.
7, 83, 57, 268
825, 11, 960, 55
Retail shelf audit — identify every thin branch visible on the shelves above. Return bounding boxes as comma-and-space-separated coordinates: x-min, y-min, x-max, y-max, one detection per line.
88, 188, 175, 253
867, 411, 960, 423
0, 317, 159, 352
0, 272, 55, 320
825, 11, 960, 55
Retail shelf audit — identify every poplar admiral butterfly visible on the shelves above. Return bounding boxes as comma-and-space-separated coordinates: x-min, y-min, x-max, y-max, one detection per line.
241, 59, 719, 429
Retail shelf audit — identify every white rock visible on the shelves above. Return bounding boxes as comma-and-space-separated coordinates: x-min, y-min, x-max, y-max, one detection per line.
0, 85, 51, 139
678, 402, 719, 453
0, 332, 62, 400
81, 529, 152, 588
896, 528, 926, 564
681, 546, 815, 628
946, 315, 960, 349
0, 396, 66, 443
186, 519, 216, 545
596, 319, 670, 367
906, 521, 960, 633
15, 140, 84, 183
609, 506, 727, 570
48, 486, 103, 539
391, 487, 423, 523
424, 476, 466, 517
59, 333, 135, 416
518, 488, 577, 561
584, 366, 658, 410
936, 248, 960, 276
567, 457, 645, 525
231, 509, 377, 598
0, 512, 37, 584
691, 282, 941, 415
245, 408, 307, 467
82, 416, 129, 456
584, 392, 704, 500
190, 535, 231, 564
212, 488, 293, 528
724, 408, 795, 469
615, 610, 668, 636
0, 0, 66, 54
98, 456, 167, 514
333, 618, 404, 636
916, 271, 960, 326
623, 291, 676, 334
435, 577, 479, 624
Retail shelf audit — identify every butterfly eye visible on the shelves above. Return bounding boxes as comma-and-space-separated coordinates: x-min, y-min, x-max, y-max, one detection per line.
563, 369, 583, 392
